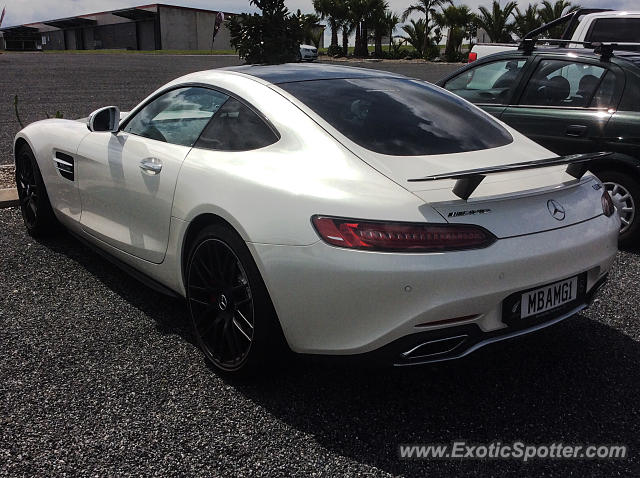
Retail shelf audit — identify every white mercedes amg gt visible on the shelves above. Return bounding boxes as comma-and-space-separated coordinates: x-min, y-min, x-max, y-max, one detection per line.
14, 64, 619, 374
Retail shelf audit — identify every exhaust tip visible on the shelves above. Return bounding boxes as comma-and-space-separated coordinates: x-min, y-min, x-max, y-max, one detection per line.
402, 335, 468, 360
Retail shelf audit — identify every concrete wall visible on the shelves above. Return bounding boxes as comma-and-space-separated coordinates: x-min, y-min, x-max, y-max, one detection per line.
159, 6, 232, 51
42, 30, 65, 50
91, 22, 137, 49
64, 29, 77, 50
137, 20, 156, 50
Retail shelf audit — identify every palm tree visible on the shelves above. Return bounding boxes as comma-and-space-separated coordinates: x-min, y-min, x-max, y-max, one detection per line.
538, 0, 580, 37
402, 18, 426, 57
349, 0, 369, 57
384, 11, 401, 53
297, 11, 322, 46
475, 0, 518, 43
401, 0, 446, 57
368, 0, 389, 57
313, 0, 345, 51
512, 3, 543, 39
433, 4, 474, 61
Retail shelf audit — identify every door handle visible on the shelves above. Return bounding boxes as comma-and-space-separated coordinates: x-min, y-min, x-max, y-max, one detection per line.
565, 125, 588, 137
139, 157, 162, 175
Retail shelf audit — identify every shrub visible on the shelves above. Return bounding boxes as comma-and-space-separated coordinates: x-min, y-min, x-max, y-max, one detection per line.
228, 0, 303, 64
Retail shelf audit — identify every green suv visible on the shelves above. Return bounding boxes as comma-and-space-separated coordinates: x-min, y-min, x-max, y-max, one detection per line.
438, 46, 640, 246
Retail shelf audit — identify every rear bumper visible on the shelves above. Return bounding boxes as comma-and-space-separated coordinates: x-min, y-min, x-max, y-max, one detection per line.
372, 274, 607, 366
248, 213, 618, 356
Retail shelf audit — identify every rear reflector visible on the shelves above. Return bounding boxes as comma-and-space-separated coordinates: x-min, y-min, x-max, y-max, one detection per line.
415, 315, 479, 328
468, 52, 477, 62
312, 216, 496, 252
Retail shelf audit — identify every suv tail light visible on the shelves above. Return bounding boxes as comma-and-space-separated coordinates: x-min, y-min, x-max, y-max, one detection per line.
312, 216, 496, 252
468, 52, 477, 62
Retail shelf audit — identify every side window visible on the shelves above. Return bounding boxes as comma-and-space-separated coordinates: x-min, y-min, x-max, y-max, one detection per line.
196, 98, 279, 151
590, 71, 617, 109
443, 59, 527, 105
619, 72, 640, 112
520, 60, 607, 108
124, 87, 229, 147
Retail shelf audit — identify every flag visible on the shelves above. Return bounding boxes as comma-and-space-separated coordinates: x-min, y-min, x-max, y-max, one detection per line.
0, 6, 6, 29
213, 12, 224, 40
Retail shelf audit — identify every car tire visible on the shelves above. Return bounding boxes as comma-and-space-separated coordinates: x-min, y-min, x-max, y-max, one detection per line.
15, 143, 59, 237
185, 224, 287, 375
597, 170, 640, 248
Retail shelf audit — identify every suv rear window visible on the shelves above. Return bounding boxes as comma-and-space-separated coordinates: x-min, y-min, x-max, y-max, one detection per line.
588, 18, 640, 47
278, 78, 513, 156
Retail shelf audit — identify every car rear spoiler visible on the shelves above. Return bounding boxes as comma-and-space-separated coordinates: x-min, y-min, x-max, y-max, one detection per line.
407, 152, 611, 201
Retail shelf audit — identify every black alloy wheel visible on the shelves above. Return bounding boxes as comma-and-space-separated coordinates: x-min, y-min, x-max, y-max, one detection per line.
15, 145, 57, 236
186, 224, 284, 374
16, 148, 39, 229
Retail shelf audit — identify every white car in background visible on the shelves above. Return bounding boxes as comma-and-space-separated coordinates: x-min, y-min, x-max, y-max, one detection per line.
469, 9, 640, 61
13, 64, 619, 375
299, 44, 318, 61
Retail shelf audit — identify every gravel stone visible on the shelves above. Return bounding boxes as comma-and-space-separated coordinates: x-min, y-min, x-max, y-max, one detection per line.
1, 53, 637, 477
1, 206, 639, 476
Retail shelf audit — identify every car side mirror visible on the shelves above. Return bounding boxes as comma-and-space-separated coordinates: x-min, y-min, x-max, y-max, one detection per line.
87, 106, 120, 133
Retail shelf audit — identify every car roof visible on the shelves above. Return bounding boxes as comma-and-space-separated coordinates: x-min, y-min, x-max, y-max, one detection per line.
220, 63, 407, 84
478, 47, 640, 70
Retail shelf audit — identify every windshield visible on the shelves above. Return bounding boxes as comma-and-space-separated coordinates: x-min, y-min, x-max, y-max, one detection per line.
278, 77, 513, 156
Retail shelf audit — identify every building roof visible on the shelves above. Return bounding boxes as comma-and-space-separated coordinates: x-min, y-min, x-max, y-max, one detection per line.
1, 3, 239, 32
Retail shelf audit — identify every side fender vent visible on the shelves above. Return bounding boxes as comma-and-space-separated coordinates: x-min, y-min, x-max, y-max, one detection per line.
54, 151, 74, 181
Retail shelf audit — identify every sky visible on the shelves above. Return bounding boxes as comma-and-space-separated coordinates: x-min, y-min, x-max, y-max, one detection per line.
0, 0, 637, 37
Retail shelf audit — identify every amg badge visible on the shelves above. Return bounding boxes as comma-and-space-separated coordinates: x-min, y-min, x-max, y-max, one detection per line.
447, 208, 491, 218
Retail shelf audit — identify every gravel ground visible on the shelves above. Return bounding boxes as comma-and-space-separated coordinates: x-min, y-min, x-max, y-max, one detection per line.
0, 52, 461, 166
2, 53, 638, 476
1, 206, 639, 476
0, 166, 14, 189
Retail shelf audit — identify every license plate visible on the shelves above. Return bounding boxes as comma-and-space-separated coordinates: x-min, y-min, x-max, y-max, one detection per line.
520, 276, 578, 319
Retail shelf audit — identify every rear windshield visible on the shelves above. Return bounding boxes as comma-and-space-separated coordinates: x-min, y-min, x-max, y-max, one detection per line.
278, 78, 513, 156
588, 18, 640, 45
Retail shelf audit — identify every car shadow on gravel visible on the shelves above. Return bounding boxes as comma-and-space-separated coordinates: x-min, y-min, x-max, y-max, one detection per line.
233, 318, 640, 476
35, 231, 640, 477
34, 231, 194, 342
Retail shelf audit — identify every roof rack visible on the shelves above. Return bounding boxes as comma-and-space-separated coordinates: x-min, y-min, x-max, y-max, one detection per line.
523, 8, 611, 40
518, 38, 640, 61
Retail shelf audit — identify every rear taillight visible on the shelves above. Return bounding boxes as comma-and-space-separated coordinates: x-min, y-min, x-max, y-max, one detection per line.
602, 191, 615, 217
312, 216, 496, 252
468, 52, 477, 62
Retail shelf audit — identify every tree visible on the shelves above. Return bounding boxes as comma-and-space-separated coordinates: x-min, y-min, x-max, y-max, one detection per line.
384, 11, 401, 53
297, 10, 322, 46
512, 3, 542, 39
401, 0, 446, 58
433, 3, 474, 61
475, 0, 518, 43
339, 16, 356, 55
313, 0, 345, 54
538, 0, 580, 38
228, 0, 303, 64
402, 18, 427, 57
368, 0, 390, 57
